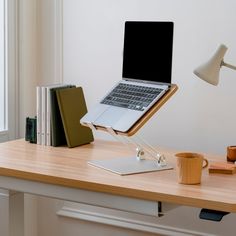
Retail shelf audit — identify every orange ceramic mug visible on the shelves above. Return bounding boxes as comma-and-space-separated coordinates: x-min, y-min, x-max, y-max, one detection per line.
175, 152, 208, 185
227, 146, 236, 162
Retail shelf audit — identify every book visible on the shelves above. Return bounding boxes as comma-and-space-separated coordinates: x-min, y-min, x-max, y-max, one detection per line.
50, 85, 75, 147
208, 162, 236, 174
25, 117, 37, 143
41, 86, 47, 145
36, 86, 41, 144
56, 87, 94, 148
46, 84, 72, 146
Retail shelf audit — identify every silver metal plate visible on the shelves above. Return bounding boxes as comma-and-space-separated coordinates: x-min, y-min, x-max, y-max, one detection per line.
88, 157, 173, 175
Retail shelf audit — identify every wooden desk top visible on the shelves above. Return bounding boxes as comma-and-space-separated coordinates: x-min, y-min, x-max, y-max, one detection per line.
0, 139, 236, 213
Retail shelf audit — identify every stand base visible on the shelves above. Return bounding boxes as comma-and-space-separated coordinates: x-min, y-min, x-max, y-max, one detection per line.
88, 157, 173, 175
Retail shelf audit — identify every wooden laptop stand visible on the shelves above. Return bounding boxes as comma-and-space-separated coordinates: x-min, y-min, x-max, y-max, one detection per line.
85, 84, 178, 175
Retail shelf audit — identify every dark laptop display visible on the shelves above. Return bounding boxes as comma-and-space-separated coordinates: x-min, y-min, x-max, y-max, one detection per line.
122, 21, 173, 84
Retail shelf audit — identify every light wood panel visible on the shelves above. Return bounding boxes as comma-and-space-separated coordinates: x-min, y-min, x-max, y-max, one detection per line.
0, 139, 236, 213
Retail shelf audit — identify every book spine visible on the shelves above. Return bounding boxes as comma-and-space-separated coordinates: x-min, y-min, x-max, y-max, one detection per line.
36, 86, 41, 145
41, 86, 47, 145
46, 87, 52, 146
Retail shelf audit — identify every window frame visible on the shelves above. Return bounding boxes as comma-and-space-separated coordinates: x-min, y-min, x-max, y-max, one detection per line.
0, 0, 6, 133
0, 0, 18, 142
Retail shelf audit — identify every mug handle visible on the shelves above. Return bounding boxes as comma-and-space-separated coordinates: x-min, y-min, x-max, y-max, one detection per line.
202, 158, 208, 169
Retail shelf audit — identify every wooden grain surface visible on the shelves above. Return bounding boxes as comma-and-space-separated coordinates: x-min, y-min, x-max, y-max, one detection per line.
0, 139, 236, 213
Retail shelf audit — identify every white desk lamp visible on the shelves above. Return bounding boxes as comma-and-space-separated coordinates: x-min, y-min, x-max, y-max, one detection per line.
194, 44, 236, 85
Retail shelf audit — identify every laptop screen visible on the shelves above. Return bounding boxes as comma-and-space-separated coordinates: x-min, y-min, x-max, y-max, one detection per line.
122, 21, 174, 84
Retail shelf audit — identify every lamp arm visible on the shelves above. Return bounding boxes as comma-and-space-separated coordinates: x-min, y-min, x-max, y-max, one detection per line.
221, 61, 236, 71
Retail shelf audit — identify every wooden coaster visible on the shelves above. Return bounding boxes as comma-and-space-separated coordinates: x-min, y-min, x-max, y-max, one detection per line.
208, 162, 236, 174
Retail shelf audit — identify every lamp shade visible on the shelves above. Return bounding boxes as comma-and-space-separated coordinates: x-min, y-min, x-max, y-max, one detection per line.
194, 44, 228, 86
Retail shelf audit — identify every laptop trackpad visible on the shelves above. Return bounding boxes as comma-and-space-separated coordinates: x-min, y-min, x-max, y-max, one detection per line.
94, 107, 127, 127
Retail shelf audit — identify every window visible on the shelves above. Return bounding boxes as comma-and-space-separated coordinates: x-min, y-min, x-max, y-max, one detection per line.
0, 0, 18, 142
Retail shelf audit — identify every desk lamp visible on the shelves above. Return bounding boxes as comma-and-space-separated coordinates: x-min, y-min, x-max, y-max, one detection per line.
194, 44, 236, 85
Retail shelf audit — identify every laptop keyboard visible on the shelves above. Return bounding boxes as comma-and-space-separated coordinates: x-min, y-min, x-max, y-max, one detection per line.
101, 83, 163, 111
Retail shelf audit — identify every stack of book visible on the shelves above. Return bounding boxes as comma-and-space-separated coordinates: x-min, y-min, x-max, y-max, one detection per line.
36, 84, 94, 147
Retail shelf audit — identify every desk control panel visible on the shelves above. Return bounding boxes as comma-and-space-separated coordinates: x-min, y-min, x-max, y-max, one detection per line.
199, 209, 230, 222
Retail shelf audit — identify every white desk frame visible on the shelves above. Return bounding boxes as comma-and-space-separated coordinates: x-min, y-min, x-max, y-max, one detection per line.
0, 175, 170, 236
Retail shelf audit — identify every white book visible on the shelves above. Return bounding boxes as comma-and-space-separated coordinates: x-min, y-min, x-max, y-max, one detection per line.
41, 86, 47, 145
36, 86, 41, 145
46, 86, 52, 146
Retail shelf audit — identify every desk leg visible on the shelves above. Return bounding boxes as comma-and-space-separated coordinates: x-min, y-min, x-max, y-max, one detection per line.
9, 191, 24, 236
0, 189, 10, 236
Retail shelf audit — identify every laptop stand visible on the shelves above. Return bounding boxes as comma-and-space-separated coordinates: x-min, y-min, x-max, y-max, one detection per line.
86, 84, 178, 175
87, 123, 173, 175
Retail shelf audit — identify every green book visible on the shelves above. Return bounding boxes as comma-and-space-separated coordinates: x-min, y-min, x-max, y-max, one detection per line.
50, 85, 76, 147
56, 87, 94, 148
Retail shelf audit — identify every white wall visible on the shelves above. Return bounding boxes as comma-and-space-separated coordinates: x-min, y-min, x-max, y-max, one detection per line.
37, 0, 63, 86
63, 0, 236, 156
18, 0, 39, 137
18, 0, 63, 137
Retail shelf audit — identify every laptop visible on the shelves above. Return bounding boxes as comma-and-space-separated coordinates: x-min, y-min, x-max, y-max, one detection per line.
81, 21, 174, 133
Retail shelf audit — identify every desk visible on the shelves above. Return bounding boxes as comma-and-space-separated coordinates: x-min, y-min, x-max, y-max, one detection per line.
0, 139, 236, 235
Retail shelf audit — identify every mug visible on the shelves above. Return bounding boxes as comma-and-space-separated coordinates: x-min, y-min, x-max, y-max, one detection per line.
227, 146, 236, 162
175, 152, 208, 185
